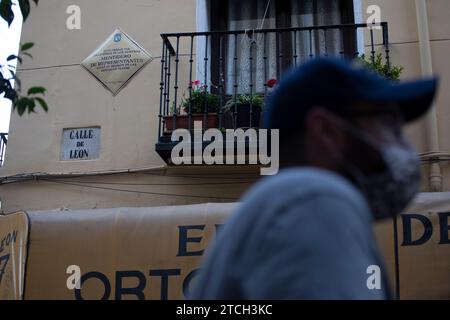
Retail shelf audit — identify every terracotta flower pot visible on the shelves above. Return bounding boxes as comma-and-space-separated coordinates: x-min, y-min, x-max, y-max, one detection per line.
164, 114, 218, 132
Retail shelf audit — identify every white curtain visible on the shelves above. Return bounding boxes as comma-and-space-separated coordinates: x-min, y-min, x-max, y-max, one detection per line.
226, 0, 277, 94
291, 0, 343, 60
225, 0, 344, 94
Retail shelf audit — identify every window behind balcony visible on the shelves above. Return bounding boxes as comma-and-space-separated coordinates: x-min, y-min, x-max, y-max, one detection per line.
208, 0, 356, 94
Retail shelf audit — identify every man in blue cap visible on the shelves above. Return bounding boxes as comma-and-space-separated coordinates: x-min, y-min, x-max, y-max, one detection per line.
190, 58, 438, 299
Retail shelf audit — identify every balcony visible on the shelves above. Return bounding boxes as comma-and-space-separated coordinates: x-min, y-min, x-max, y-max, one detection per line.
0, 133, 7, 167
155, 22, 391, 164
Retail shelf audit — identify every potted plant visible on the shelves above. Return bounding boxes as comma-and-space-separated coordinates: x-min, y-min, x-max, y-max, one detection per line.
164, 80, 220, 132
358, 53, 404, 81
224, 93, 265, 129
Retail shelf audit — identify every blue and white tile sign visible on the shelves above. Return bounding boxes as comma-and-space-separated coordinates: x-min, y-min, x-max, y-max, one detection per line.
61, 127, 101, 161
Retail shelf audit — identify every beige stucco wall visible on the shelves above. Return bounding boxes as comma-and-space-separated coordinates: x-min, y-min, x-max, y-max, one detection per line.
0, 0, 263, 213
1, 0, 197, 176
0, 166, 261, 213
1, 0, 450, 213
426, 0, 450, 192
361, 0, 450, 191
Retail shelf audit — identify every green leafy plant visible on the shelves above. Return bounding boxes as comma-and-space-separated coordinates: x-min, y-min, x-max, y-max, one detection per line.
358, 53, 404, 81
0, 0, 48, 116
224, 93, 265, 111
2, 43, 48, 115
169, 101, 180, 115
0, 0, 38, 26
181, 81, 220, 114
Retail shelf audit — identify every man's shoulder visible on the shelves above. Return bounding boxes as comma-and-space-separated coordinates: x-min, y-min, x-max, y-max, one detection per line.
232, 167, 372, 231
245, 167, 366, 207
225, 167, 373, 245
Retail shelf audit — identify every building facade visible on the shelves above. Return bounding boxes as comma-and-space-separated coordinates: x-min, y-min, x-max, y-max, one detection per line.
1, 0, 450, 214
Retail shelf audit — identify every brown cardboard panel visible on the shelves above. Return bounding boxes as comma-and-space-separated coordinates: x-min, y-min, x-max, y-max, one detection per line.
374, 193, 450, 299
6, 193, 450, 300
373, 218, 397, 296
24, 203, 235, 300
0, 212, 29, 300
395, 193, 450, 299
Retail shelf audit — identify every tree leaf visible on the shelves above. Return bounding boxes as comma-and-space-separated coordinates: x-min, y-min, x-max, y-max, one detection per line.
17, 97, 29, 116
27, 97, 36, 113
7, 54, 17, 61
20, 42, 34, 51
34, 96, 48, 112
0, 0, 14, 27
27, 86, 46, 95
5, 89, 17, 102
18, 0, 30, 22
7, 54, 22, 64
0, 79, 7, 95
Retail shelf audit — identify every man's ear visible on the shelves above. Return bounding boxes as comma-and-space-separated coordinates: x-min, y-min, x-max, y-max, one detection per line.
304, 107, 347, 155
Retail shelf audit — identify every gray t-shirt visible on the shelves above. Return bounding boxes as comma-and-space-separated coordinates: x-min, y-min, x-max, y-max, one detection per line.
190, 168, 391, 299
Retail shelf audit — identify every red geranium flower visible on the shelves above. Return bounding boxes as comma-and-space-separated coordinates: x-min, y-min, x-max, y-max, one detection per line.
267, 79, 277, 88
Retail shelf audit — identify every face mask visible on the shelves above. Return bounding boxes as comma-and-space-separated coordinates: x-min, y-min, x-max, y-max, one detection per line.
333, 117, 422, 221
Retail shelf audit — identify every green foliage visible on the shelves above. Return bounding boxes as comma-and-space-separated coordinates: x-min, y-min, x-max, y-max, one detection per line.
181, 86, 220, 114
224, 94, 265, 111
18, 0, 39, 22
0, 0, 48, 116
169, 101, 180, 115
0, 0, 14, 26
0, 0, 39, 26
20, 42, 34, 51
358, 53, 404, 81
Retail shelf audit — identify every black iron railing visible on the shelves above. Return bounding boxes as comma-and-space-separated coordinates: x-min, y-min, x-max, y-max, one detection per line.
0, 133, 7, 167
156, 22, 390, 162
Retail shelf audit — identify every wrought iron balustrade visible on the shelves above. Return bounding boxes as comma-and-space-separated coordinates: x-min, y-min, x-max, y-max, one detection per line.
155, 22, 390, 162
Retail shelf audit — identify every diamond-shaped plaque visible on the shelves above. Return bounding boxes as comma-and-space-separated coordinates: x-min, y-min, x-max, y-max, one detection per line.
82, 29, 153, 95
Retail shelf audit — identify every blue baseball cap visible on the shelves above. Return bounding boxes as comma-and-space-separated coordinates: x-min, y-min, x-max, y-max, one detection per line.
264, 58, 438, 129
